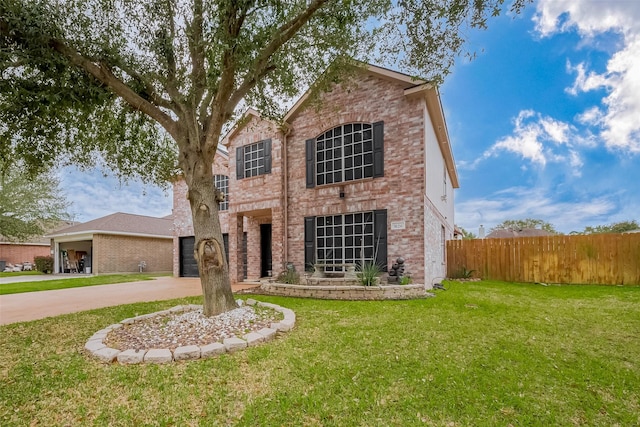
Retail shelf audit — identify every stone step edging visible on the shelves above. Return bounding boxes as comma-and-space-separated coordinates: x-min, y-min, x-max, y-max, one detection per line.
84, 299, 295, 364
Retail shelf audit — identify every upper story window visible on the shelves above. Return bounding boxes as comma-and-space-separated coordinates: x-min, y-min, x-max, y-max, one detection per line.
306, 121, 384, 188
236, 139, 272, 179
214, 174, 229, 211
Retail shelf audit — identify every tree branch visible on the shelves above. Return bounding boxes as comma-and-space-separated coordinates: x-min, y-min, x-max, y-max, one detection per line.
235, 0, 330, 103
188, 0, 206, 107
51, 40, 179, 140
204, 0, 331, 148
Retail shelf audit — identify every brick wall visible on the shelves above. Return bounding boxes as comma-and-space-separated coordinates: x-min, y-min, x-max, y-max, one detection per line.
0, 243, 50, 265
226, 114, 284, 281
286, 74, 427, 281
171, 70, 456, 285
94, 234, 172, 274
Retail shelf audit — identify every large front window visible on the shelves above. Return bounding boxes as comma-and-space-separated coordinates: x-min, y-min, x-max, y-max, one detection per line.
316, 211, 375, 271
316, 123, 374, 186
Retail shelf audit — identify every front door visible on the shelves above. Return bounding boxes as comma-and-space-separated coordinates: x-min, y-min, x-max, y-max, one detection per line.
260, 224, 272, 277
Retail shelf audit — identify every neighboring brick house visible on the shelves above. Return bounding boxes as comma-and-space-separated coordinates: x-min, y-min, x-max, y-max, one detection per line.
47, 213, 173, 275
0, 221, 77, 270
173, 64, 459, 287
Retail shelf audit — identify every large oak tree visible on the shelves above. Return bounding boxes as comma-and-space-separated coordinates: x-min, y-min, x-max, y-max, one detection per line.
1, 0, 527, 315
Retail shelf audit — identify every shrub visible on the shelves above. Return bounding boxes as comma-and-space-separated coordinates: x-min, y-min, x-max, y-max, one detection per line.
452, 266, 476, 279
276, 269, 300, 284
34, 256, 54, 274
399, 275, 413, 285
357, 261, 381, 286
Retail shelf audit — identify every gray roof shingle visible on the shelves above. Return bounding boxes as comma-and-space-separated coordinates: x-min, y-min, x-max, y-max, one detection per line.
47, 212, 172, 238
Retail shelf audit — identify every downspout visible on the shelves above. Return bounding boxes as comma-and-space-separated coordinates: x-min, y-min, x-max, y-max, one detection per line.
281, 124, 291, 267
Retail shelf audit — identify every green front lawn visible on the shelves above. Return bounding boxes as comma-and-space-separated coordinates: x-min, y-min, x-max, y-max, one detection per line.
1, 281, 638, 426
0, 274, 159, 295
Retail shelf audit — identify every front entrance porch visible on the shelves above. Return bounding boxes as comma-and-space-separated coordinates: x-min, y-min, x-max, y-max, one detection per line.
228, 207, 283, 284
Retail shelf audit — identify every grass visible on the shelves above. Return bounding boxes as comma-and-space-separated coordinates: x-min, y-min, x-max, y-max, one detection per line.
0, 274, 160, 295
1, 280, 639, 426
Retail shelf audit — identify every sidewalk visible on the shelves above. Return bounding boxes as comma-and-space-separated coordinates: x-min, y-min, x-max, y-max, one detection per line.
0, 276, 260, 325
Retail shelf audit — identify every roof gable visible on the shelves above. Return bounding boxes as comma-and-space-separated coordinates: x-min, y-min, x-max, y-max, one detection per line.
47, 212, 172, 238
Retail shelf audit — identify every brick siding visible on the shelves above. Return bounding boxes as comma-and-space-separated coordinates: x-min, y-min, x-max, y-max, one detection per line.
0, 243, 50, 265
172, 69, 456, 286
94, 234, 172, 274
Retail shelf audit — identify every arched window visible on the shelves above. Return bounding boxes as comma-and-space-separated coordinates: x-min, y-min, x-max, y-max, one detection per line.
305, 122, 383, 188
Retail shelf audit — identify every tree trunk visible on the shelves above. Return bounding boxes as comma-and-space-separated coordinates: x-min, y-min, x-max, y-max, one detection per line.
182, 141, 237, 317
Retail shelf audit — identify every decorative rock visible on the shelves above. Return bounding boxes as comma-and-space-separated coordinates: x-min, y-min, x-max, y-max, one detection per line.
243, 332, 264, 347
86, 300, 295, 364
257, 302, 280, 310
90, 332, 108, 341
93, 347, 120, 363
256, 327, 277, 341
85, 340, 106, 352
174, 345, 201, 361
223, 337, 247, 353
200, 342, 226, 358
144, 348, 173, 363
106, 323, 123, 330
117, 349, 147, 364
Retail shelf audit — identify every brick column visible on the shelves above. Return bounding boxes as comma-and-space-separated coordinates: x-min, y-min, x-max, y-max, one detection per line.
246, 218, 261, 280
228, 214, 244, 284
271, 206, 285, 275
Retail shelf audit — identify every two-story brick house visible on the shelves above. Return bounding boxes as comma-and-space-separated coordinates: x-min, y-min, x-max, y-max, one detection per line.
173, 64, 459, 287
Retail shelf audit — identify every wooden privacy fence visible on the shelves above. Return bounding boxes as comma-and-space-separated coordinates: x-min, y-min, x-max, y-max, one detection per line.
446, 233, 640, 285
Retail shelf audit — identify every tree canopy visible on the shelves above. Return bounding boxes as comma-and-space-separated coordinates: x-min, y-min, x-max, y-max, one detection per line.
1, 0, 529, 315
0, 161, 70, 241
491, 218, 557, 234
579, 220, 640, 235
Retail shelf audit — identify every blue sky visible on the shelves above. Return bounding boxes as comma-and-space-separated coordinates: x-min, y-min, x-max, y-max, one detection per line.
61, 0, 640, 234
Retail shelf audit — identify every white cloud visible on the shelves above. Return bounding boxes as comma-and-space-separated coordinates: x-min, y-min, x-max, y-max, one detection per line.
470, 110, 580, 171
535, 0, 640, 154
534, 0, 640, 38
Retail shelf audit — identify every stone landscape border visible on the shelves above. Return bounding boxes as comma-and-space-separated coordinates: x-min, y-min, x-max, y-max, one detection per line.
260, 283, 429, 300
84, 299, 295, 364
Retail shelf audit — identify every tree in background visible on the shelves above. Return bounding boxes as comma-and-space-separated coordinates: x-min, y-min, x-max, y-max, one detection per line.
581, 220, 639, 234
458, 227, 477, 239
1, 0, 528, 315
0, 162, 70, 241
491, 218, 558, 234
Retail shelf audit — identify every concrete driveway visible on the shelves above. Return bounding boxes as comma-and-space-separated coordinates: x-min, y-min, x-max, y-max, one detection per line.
0, 276, 259, 325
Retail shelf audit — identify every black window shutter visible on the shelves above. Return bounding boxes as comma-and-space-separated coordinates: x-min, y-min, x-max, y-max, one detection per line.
236, 146, 244, 180
304, 216, 315, 270
373, 121, 384, 178
305, 138, 315, 188
263, 139, 272, 173
374, 209, 388, 271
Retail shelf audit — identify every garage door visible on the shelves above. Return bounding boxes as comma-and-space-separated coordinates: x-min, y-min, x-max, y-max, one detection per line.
179, 235, 230, 278
179, 236, 199, 277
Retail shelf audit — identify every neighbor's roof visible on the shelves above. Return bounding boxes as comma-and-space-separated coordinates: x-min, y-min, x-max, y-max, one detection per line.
47, 212, 172, 239
485, 228, 555, 239
0, 221, 80, 245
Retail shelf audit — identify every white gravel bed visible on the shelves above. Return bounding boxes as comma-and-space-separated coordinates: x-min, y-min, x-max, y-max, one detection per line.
105, 305, 282, 351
